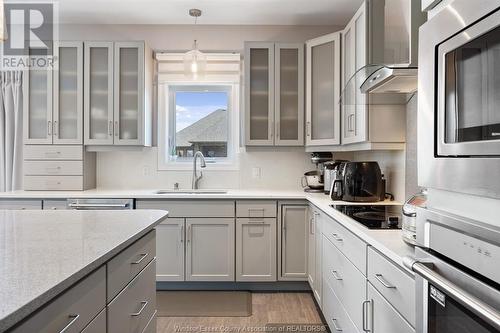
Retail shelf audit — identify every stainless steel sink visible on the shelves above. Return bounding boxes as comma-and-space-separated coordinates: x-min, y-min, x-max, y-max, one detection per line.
155, 189, 228, 194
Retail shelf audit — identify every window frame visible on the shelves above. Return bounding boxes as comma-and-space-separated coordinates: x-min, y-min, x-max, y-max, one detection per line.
158, 82, 240, 171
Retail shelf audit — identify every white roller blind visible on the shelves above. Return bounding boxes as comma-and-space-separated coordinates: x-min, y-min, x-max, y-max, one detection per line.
156, 52, 241, 83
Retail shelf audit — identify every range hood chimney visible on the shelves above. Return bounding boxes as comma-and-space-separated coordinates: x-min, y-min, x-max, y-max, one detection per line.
360, 66, 418, 94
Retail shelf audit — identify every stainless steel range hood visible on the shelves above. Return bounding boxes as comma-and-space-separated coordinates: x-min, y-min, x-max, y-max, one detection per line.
360, 66, 418, 94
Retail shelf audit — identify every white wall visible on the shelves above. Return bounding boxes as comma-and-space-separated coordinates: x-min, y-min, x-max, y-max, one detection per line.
61, 24, 408, 195
60, 24, 339, 190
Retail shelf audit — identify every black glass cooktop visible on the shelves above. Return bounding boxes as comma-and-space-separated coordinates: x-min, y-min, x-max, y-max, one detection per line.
330, 205, 403, 229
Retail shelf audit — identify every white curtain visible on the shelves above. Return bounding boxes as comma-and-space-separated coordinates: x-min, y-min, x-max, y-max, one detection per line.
0, 71, 23, 191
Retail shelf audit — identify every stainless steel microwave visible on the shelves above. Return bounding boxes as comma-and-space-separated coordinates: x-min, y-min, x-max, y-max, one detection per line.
419, 0, 500, 198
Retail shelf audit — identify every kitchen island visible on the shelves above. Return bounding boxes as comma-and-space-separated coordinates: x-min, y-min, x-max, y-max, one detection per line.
0, 209, 168, 333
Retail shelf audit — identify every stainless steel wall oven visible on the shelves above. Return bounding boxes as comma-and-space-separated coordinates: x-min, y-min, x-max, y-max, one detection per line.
404, 208, 500, 333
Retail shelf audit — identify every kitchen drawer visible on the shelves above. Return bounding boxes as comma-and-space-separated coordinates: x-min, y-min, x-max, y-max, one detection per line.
323, 282, 360, 333
81, 308, 106, 333
43, 199, 68, 210
24, 160, 83, 176
136, 200, 235, 218
24, 145, 83, 160
107, 230, 156, 302
23, 176, 84, 191
141, 312, 157, 333
236, 200, 277, 218
0, 199, 42, 210
108, 259, 156, 333
321, 211, 367, 274
323, 234, 366, 331
12, 266, 106, 333
367, 247, 415, 326
368, 282, 415, 333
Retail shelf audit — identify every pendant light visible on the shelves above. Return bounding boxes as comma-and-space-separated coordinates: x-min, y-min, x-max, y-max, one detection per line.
184, 9, 206, 78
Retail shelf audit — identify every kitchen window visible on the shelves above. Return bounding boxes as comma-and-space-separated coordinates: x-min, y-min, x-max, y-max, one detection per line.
158, 84, 240, 170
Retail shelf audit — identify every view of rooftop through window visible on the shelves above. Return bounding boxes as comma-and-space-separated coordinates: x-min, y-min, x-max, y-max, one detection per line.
174, 91, 229, 158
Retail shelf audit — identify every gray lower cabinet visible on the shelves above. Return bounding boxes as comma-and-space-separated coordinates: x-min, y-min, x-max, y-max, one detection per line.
11, 266, 106, 333
307, 207, 316, 289
367, 282, 415, 333
367, 247, 415, 327
108, 259, 157, 333
307, 206, 323, 306
0, 199, 42, 210
107, 230, 156, 301
278, 204, 308, 281
185, 218, 235, 281
10, 231, 157, 333
42, 199, 68, 210
323, 234, 365, 330
236, 218, 277, 281
156, 218, 185, 281
81, 309, 106, 333
322, 282, 359, 333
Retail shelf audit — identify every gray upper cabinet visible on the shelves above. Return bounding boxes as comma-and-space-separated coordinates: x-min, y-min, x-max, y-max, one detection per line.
245, 42, 274, 146
244, 42, 304, 146
84, 41, 153, 147
341, 3, 368, 145
275, 43, 304, 146
53, 41, 84, 145
84, 41, 114, 145
23, 65, 53, 144
24, 42, 83, 145
306, 32, 341, 147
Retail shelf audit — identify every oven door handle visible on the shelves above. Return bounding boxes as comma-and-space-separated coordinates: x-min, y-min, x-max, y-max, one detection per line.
403, 257, 500, 331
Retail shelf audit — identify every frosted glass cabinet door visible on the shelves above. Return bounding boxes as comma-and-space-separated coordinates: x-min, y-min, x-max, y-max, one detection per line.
245, 42, 275, 146
23, 67, 53, 144
275, 43, 304, 146
53, 42, 83, 144
114, 42, 144, 145
341, 2, 368, 145
84, 42, 114, 145
306, 33, 341, 146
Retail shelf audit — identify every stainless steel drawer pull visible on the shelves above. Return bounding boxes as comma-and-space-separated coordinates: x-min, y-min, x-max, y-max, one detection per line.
374, 274, 396, 289
248, 219, 265, 224
403, 257, 500, 331
109, 120, 113, 136
332, 233, 343, 242
332, 318, 343, 332
362, 300, 371, 332
68, 203, 129, 209
331, 270, 343, 281
59, 314, 80, 333
131, 253, 149, 265
130, 301, 148, 317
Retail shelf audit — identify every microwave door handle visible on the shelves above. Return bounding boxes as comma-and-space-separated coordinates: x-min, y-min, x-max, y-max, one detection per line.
403, 257, 500, 331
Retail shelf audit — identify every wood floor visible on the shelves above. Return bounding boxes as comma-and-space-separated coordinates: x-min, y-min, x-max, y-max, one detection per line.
157, 292, 325, 333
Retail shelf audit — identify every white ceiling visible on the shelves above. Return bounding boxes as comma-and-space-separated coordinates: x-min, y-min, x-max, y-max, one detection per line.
58, 0, 364, 26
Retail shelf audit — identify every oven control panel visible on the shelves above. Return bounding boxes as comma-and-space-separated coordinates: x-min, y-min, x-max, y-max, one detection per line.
430, 223, 499, 283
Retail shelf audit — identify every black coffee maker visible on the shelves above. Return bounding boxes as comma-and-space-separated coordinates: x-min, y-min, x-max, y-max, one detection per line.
331, 161, 386, 202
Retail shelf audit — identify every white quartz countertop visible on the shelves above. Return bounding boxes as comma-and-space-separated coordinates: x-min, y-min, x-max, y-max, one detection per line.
0, 209, 168, 332
306, 193, 415, 273
0, 189, 309, 199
